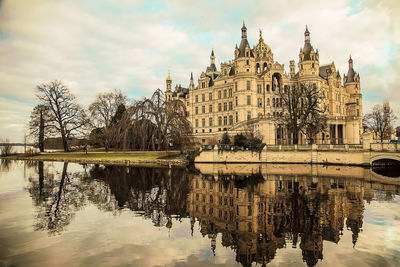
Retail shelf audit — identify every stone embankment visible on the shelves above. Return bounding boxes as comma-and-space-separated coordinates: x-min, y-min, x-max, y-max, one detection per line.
195, 135, 400, 167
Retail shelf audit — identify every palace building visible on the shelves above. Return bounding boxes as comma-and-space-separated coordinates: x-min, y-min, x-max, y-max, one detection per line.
165, 23, 362, 145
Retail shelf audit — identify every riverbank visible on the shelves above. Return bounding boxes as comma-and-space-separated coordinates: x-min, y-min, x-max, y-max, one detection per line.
0, 151, 187, 167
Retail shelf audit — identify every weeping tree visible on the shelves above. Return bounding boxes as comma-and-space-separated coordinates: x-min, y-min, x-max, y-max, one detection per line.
274, 83, 328, 144
111, 89, 192, 151
35, 80, 88, 152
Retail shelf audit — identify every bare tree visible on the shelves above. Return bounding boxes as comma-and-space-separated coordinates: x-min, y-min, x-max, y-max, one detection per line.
274, 83, 327, 144
29, 105, 51, 152
364, 101, 397, 142
88, 89, 127, 151
36, 80, 88, 152
0, 138, 14, 156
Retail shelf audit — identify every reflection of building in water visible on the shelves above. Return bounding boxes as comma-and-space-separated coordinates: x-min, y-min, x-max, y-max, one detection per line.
187, 174, 372, 266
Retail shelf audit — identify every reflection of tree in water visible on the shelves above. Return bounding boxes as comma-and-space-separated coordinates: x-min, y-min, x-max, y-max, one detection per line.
0, 159, 12, 172
87, 165, 192, 227
28, 162, 88, 235
27, 163, 194, 235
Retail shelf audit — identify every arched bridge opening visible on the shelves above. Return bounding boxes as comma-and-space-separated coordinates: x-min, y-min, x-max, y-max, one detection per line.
372, 158, 400, 178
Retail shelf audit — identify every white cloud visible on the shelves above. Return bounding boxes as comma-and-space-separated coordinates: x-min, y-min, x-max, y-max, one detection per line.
0, 0, 399, 142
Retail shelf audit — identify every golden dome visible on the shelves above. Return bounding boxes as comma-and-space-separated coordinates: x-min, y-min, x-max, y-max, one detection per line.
253, 29, 272, 58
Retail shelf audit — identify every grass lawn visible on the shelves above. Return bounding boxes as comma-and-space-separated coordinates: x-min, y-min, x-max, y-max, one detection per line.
1, 151, 183, 163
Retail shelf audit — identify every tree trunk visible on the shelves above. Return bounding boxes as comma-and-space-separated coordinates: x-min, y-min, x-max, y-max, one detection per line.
39, 109, 44, 152
292, 129, 299, 145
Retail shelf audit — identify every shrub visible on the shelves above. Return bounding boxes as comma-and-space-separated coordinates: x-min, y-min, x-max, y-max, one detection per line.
185, 149, 200, 163
220, 132, 231, 145
233, 134, 247, 147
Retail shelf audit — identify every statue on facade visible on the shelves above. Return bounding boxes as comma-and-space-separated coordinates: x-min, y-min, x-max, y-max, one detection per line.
273, 76, 279, 90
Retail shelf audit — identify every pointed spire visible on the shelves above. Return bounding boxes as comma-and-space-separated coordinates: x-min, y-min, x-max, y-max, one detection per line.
259, 28, 264, 42
211, 49, 214, 57
304, 25, 310, 42
190, 72, 193, 80
349, 54, 353, 67
241, 21, 247, 39
166, 70, 172, 82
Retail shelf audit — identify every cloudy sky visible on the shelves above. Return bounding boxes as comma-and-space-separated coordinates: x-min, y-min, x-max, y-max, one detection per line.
0, 0, 399, 142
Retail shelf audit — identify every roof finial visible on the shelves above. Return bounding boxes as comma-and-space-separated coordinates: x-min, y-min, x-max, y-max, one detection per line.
166, 70, 172, 81
243, 20, 246, 27
190, 72, 193, 80
349, 54, 352, 60
211, 49, 214, 57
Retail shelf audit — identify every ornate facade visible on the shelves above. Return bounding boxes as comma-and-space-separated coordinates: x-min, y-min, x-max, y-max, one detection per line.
165, 23, 362, 145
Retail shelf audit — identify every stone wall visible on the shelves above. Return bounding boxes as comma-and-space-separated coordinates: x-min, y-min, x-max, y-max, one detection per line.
195, 144, 400, 166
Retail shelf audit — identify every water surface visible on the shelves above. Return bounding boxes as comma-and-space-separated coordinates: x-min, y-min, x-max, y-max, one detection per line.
0, 160, 399, 266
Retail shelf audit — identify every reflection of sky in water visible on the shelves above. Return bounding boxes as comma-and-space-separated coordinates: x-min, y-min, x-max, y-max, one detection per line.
0, 160, 399, 266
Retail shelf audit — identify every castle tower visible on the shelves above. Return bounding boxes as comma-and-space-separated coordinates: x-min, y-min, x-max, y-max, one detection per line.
299, 25, 319, 76
165, 71, 172, 102
290, 60, 295, 78
189, 72, 194, 90
344, 55, 362, 143
236, 21, 254, 73
206, 50, 218, 75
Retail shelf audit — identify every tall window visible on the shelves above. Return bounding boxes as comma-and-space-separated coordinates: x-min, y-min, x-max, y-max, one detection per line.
202, 94, 205, 102
229, 102, 233, 110
257, 84, 261, 94
236, 112, 238, 122
266, 84, 270, 92
195, 119, 198, 128
202, 106, 205, 113
195, 106, 198, 114
235, 82, 238, 91
229, 89, 232, 97
209, 117, 213, 126
218, 103, 222, 112
223, 90, 227, 98
257, 98, 262, 107
247, 95, 251, 105
224, 102, 227, 111
195, 95, 198, 103
209, 104, 213, 113
235, 96, 238, 106
218, 116, 222, 126
267, 98, 270, 106
209, 92, 213, 100
247, 111, 251, 120
202, 118, 205, 127
229, 115, 233, 125
218, 91, 221, 99
223, 116, 227, 125
247, 80, 250, 90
